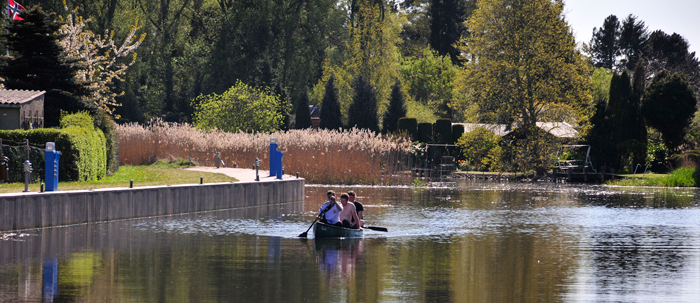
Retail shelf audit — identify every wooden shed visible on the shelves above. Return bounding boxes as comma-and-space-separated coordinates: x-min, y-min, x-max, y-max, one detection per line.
0, 89, 45, 130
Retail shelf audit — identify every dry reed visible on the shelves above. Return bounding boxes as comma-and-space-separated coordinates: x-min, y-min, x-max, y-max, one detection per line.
117, 120, 414, 184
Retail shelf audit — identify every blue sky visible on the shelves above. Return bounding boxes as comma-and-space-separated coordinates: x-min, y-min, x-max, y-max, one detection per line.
563, 0, 699, 55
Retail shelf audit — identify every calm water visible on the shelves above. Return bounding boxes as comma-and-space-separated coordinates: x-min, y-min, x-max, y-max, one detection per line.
2, 181, 700, 302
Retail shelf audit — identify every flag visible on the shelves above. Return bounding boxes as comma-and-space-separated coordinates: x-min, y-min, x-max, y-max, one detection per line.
7, 0, 24, 21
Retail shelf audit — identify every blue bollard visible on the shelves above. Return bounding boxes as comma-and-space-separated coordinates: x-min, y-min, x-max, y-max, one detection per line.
269, 137, 278, 177
44, 142, 61, 191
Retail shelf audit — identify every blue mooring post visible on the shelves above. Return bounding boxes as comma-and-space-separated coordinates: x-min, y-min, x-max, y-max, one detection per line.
269, 137, 278, 177
276, 151, 284, 179
44, 142, 61, 191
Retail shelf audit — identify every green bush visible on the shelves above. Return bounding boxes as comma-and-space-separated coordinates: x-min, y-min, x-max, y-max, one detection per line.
417, 122, 433, 143
398, 117, 418, 140
452, 124, 464, 144
94, 112, 119, 175
0, 113, 107, 182
457, 127, 502, 171
434, 118, 452, 144
60, 111, 94, 129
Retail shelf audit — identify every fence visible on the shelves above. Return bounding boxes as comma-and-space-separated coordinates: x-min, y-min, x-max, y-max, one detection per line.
0, 139, 45, 183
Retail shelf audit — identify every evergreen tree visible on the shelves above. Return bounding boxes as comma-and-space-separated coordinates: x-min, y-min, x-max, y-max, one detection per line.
429, 0, 469, 65
382, 79, 407, 133
348, 75, 380, 132
294, 90, 312, 129
319, 75, 343, 130
0, 7, 92, 127
618, 15, 648, 70
588, 15, 620, 69
642, 71, 697, 151
274, 83, 290, 131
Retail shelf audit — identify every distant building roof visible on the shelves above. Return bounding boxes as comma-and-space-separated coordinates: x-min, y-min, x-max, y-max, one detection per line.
454, 122, 578, 139
0, 89, 45, 105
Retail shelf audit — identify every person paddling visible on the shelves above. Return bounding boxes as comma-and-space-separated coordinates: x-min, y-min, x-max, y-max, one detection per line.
338, 193, 360, 229
348, 191, 364, 227
318, 191, 343, 226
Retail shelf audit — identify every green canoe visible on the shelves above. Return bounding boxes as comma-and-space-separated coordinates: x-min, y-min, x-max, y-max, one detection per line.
313, 221, 363, 238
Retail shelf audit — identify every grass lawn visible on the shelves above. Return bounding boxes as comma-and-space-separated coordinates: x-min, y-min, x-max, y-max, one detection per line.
606, 167, 696, 187
0, 163, 236, 194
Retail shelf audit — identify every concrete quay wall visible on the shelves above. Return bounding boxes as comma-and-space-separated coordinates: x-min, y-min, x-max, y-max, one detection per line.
0, 178, 304, 231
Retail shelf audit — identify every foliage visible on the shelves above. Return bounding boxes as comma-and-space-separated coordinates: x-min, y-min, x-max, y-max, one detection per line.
348, 75, 380, 132
0, 6, 90, 127
405, 98, 439, 123
382, 79, 407, 133
458, 0, 592, 173
399, 48, 458, 118
0, 112, 107, 181
93, 111, 119, 175
456, 127, 501, 171
192, 80, 288, 133
417, 122, 433, 143
607, 167, 697, 187
618, 15, 648, 70
294, 91, 312, 129
647, 141, 668, 173
429, 0, 474, 65
319, 75, 343, 130
642, 71, 697, 151
59, 6, 145, 118
433, 118, 452, 144
587, 14, 620, 69
644, 30, 700, 96
451, 124, 464, 144
398, 117, 418, 140
592, 68, 614, 104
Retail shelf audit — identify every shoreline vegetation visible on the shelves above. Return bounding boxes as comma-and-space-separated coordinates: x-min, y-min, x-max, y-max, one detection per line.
117, 121, 413, 185
0, 161, 236, 194
604, 167, 699, 187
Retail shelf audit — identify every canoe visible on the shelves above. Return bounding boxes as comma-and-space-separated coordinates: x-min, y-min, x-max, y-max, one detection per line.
313, 221, 363, 238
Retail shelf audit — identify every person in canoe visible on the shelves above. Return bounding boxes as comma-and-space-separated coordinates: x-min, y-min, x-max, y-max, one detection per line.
348, 191, 364, 228
338, 193, 361, 229
318, 190, 343, 226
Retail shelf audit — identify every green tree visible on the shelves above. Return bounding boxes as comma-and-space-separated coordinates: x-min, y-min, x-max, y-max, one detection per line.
0, 7, 91, 127
319, 75, 343, 130
456, 127, 501, 171
429, 0, 474, 65
400, 48, 458, 119
644, 30, 700, 95
642, 71, 697, 152
618, 14, 648, 70
382, 79, 407, 133
294, 90, 312, 129
192, 80, 287, 133
587, 14, 620, 69
458, 0, 592, 174
348, 75, 379, 132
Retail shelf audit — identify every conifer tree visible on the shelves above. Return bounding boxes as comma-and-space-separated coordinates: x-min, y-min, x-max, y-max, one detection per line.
0, 7, 92, 127
348, 75, 379, 132
319, 75, 343, 130
382, 79, 407, 133
274, 83, 290, 131
588, 15, 620, 69
294, 90, 312, 129
642, 71, 697, 151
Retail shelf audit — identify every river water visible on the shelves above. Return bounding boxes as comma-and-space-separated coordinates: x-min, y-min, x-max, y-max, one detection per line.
1, 181, 700, 302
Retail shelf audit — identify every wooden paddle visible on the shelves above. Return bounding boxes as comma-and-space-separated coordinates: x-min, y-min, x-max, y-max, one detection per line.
364, 226, 388, 232
298, 217, 319, 238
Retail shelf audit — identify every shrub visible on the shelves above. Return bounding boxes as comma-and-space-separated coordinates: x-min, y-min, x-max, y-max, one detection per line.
382, 79, 407, 133
397, 117, 417, 140
417, 123, 433, 143
452, 124, 464, 144
434, 118, 452, 144
192, 80, 287, 133
457, 127, 501, 171
348, 75, 379, 132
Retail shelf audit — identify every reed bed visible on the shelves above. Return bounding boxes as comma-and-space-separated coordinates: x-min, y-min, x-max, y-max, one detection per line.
117, 120, 414, 185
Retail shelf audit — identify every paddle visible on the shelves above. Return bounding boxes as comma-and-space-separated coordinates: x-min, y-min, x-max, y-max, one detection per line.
298, 217, 319, 238
364, 226, 388, 232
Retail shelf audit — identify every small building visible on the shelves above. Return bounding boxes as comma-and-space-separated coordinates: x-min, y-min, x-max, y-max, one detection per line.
453, 122, 578, 139
0, 89, 45, 130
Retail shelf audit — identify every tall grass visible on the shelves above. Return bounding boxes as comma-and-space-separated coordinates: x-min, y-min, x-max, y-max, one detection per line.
117, 120, 413, 184
607, 167, 698, 187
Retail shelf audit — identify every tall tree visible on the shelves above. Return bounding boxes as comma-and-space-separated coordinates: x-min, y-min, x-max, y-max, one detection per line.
644, 30, 700, 95
294, 90, 312, 129
319, 75, 343, 130
382, 79, 407, 133
642, 71, 697, 152
429, 0, 471, 65
587, 14, 620, 69
618, 14, 648, 71
458, 0, 592, 174
0, 7, 91, 127
348, 75, 380, 132
626, 60, 648, 164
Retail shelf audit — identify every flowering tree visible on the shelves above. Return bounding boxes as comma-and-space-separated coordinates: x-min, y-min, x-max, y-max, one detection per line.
59, 6, 146, 117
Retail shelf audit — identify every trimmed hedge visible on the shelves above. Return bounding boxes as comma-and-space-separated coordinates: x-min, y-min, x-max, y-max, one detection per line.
417, 122, 433, 143
452, 124, 464, 144
0, 113, 107, 182
398, 117, 418, 140
434, 119, 452, 144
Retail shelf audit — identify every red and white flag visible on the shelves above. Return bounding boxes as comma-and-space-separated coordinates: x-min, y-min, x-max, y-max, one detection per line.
7, 0, 25, 21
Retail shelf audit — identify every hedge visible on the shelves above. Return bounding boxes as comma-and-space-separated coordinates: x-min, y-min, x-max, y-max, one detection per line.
397, 117, 418, 140
0, 114, 107, 182
417, 122, 433, 143
452, 124, 465, 144
434, 119, 452, 144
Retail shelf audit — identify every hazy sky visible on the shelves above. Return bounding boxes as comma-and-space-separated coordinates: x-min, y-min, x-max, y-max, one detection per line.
562, 0, 699, 55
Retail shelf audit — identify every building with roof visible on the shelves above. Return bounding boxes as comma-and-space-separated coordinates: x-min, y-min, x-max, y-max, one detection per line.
452, 122, 578, 139
0, 89, 45, 130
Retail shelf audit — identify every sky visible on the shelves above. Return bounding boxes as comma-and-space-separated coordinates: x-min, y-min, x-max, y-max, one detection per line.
562, 0, 699, 56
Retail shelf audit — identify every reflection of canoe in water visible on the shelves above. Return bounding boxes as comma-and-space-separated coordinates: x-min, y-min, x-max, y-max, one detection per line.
313, 221, 363, 238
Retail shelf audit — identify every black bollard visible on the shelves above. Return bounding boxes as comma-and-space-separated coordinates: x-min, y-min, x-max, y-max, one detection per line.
40, 183, 44, 192
296, 172, 299, 178
130, 179, 133, 188
200, 177, 203, 184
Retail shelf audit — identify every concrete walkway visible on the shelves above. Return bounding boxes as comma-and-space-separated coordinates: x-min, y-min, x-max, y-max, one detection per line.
185, 167, 297, 182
